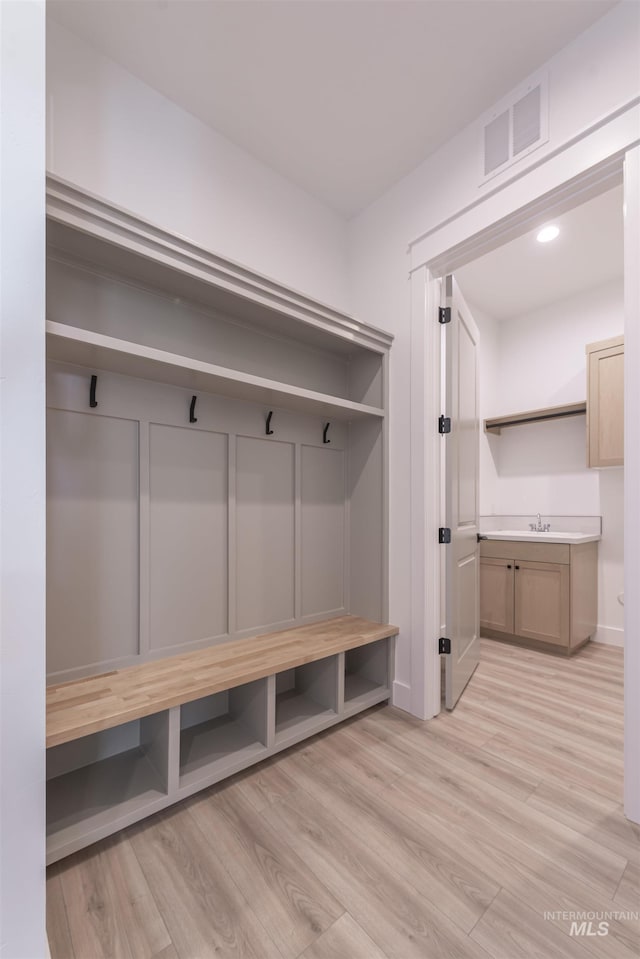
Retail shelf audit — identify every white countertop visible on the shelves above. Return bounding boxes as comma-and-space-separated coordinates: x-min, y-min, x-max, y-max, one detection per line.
482, 530, 601, 545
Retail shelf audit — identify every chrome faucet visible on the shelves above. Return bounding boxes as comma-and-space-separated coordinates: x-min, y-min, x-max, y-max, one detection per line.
529, 513, 551, 532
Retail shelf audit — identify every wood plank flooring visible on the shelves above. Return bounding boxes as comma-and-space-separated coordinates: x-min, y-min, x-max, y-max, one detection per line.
47, 638, 639, 959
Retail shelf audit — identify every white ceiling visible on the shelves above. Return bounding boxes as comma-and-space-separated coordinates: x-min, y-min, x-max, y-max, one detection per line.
48, 0, 619, 217
456, 183, 624, 320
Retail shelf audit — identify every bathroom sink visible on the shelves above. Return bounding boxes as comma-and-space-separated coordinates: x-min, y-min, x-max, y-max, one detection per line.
482, 530, 601, 545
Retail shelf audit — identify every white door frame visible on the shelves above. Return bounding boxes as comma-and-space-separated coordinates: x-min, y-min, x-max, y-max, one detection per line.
407, 102, 640, 822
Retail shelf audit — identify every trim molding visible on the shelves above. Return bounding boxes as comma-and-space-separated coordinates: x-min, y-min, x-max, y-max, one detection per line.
391, 679, 412, 713
46, 174, 393, 355
593, 626, 624, 648
409, 95, 639, 255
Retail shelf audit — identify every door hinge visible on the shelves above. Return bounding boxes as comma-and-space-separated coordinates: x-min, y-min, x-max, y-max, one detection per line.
439, 637, 451, 654
438, 307, 451, 324
438, 415, 451, 434
439, 527, 451, 544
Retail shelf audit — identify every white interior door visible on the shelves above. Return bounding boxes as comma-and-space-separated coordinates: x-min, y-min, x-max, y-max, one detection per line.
443, 274, 481, 709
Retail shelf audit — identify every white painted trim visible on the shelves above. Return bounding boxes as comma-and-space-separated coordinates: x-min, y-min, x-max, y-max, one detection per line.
46, 174, 393, 355
391, 680, 412, 713
593, 626, 624, 648
408, 270, 442, 719
406, 101, 640, 819
410, 96, 639, 262
624, 144, 640, 824
411, 102, 639, 275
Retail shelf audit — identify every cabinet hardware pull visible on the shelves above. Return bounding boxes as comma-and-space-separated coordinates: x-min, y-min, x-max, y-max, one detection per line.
515, 565, 520, 570
323, 422, 331, 444
266, 411, 274, 435
89, 374, 98, 408
507, 564, 512, 569
189, 395, 198, 423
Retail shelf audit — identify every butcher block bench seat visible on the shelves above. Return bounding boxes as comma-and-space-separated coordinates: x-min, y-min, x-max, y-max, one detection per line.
46, 615, 398, 863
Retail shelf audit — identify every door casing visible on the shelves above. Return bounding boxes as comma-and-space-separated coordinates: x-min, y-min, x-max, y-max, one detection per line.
406, 133, 640, 823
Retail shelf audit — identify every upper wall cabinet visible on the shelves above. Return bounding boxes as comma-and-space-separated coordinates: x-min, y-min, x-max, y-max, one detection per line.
586, 334, 624, 468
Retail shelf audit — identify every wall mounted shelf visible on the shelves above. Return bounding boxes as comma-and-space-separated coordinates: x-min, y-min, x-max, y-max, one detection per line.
46, 322, 384, 422
484, 401, 587, 435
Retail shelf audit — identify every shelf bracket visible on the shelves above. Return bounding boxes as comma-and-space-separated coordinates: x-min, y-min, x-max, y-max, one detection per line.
89, 375, 98, 408
266, 411, 274, 435
189, 395, 198, 423
323, 422, 331, 444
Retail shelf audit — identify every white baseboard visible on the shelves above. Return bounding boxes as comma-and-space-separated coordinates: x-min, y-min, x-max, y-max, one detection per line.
593, 625, 624, 647
391, 679, 412, 712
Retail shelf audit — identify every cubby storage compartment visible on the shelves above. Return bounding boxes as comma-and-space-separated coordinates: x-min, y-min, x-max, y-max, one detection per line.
46, 713, 170, 862
344, 638, 391, 716
179, 679, 269, 789
275, 657, 339, 746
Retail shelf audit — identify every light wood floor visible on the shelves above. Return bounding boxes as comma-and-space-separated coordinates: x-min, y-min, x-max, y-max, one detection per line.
47, 638, 639, 959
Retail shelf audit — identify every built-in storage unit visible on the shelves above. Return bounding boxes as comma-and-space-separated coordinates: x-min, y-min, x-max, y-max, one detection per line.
46, 175, 391, 681
480, 539, 597, 653
44, 177, 395, 861
586, 334, 624, 468
46, 713, 171, 861
46, 617, 397, 862
179, 680, 270, 789
343, 638, 392, 716
275, 658, 339, 746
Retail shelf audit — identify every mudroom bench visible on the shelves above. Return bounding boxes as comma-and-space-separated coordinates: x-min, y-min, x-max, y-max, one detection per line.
46, 615, 397, 863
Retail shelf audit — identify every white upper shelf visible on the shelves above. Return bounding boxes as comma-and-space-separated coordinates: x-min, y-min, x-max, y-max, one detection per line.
46, 175, 393, 359
46, 322, 385, 422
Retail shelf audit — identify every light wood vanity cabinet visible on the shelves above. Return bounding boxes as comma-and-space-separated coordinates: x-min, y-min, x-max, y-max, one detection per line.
479, 557, 515, 634
586, 334, 624, 468
480, 540, 597, 653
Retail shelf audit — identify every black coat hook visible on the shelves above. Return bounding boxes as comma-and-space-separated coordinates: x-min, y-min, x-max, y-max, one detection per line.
189, 395, 198, 423
89, 375, 98, 408
266, 411, 274, 435
323, 422, 331, 444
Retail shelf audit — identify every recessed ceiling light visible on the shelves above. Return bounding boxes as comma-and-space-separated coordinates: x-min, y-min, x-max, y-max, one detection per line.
537, 225, 560, 243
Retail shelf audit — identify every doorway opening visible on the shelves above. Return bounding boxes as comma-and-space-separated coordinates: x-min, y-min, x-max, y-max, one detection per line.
457, 179, 624, 657
438, 180, 626, 796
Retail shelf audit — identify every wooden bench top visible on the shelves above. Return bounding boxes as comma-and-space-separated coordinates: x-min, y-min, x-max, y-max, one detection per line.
46, 616, 398, 748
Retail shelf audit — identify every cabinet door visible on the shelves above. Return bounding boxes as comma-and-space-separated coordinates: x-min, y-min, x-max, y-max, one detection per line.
514, 561, 570, 647
587, 337, 624, 468
480, 558, 514, 634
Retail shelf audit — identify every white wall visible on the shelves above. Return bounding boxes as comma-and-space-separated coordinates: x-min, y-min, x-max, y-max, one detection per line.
0, 2, 47, 957
471, 279, 624, 644
47, 20, 350, 313
45, 4, 639, 686
349, 1, 639, 699
474, 306, 501, 516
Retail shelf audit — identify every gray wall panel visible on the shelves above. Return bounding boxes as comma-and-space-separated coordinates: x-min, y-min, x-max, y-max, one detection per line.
47, 410, 139, 673
236, 437, 294, 630
348, 420, 384, 622
149, 425, 227, 650
301, 445, 345, 616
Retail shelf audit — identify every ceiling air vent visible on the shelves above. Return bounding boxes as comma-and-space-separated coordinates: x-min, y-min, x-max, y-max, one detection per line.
480, 73, 548, 185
